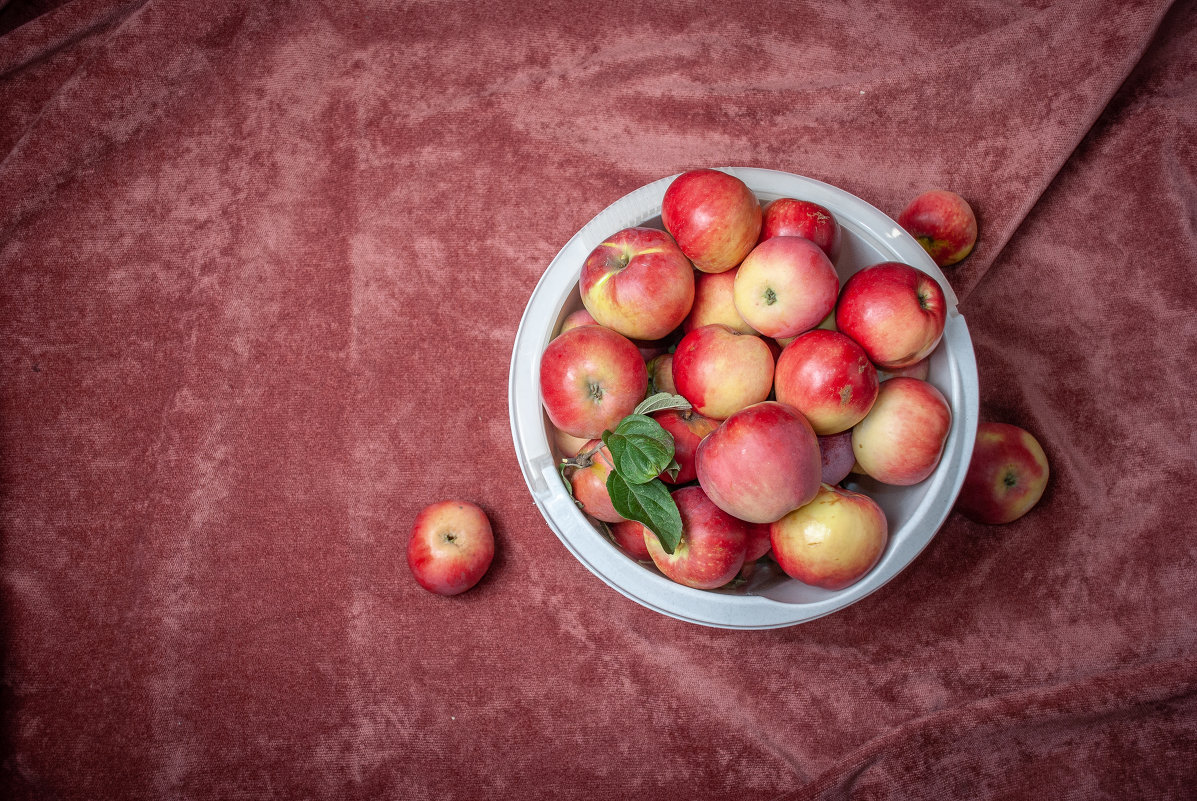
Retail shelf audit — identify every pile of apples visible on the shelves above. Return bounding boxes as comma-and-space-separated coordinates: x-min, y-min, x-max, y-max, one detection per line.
542, 169, 962, 593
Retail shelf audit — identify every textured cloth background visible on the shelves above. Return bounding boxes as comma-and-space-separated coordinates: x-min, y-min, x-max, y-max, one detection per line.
2, 0, 1195, 798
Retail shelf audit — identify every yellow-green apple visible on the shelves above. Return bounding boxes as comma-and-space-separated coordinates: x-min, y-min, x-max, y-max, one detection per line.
759, 197, 842, 261
553, 426, 589, 457
877, 357, 930, 382
733, 236, 839, 339
540, 325, 648, 439
852, 377, 952, 486
770, 484, 887, 590
818, 431, 855, 486
774, 330, 879, 435
566, 440, 624, 523
683, 268, 755, 334
609, 520, 652, 561
672, 324, 774, 419
558, 308, 597, 335
695, 401, 821, 524
644, 485, 747, 589
647, 352, 676, 395
407, 500, 495, 596
662, 169, 761, 274
836, 262, 947, 369
653, 408, 719, 485
898, 190, 978, 267
579, 226, 695, 341
956, 422, 1049, 524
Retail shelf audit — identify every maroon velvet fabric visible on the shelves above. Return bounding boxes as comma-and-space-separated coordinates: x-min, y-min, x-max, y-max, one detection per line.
2, 1, 1195, 798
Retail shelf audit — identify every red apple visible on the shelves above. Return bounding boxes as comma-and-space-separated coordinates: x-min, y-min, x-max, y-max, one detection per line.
877, 357, 930, 382
662, 169, 762, 274
558, 308, 597, 335
672, 324, 774, 420
579, 226, 695, 341
898, 190, 978, 267
647, 352, 676, 395
695, 401, 821, 524
644, 486, 747, 590
553, 426, 589, 457
774, 330, 879, 435
653, 408, 719, 485
540, 325, 648, 439
956, 422, 1049, 524
743, 521, 772, 562
818, 431, 855, 486
408, 501, 495, 596
836, 262, 947, 369
609, 520, 653, 561
567, 440, 624, 523
852, 377, 952, 486
683, 268, 755, 334
759, 197, 842, 261
770, 484, 888, 590
733, 236, 839, 339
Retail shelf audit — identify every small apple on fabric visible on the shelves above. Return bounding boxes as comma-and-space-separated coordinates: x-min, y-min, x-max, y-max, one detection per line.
653, 408, 719, 485
770, 484, 887, 590
956, 422, 1050, 524
662, 169, 762, 273
558, 308, 597, 335
579, 226, 695, 341
609, 520, 653, 561
836, 261, 947, 369
818, 431, 855, 486
672, 323, 774, 420
408, 501, 495, 596
644, 485, 747, 589
774, 330, 879, 435
733, 236, 839, 339
540, 324, 648, 439
647, 352, 676, 395
852, 377, 952, 486
684, 268, 755, 334
759, 197, 842, 261
695, 401, 821, 524
567, 440, 624, 523
898, 189, 978, 267
877, 357, 930, 382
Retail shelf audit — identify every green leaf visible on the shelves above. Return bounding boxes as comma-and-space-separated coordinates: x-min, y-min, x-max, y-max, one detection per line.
603, 415, 676, 485
663, 457, 682, 482
633, 392, 692, 416
607, 473, 683, 554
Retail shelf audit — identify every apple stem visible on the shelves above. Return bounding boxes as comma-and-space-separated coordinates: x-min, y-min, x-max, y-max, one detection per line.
561, 442, 604, 470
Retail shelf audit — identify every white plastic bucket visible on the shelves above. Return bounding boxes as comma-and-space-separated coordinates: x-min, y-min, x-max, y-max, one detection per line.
508, 167, 979, 629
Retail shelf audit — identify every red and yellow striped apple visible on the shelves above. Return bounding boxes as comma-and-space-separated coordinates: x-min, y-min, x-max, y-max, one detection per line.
774, 329, 879, 435
662, 169, 761, 274
644, 486, 748, 590
851, 377, 952, 486
836, 262, 947, 369
733, 236, 839, 339
770, 484, 887, 590
759, 197, 842, 261
956, 423, 1049, 524
673, 324, 774, 420
540, 325, 647, 439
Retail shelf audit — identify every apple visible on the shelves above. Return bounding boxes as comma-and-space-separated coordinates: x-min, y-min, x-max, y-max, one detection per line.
408, 500, 495, 596
579, 226, 695, 341
683, 268, 755, 334
553, 426, 589, 457
672, 324, 774, 420
695, 401, 821, 524
567, 440, 624, 523
662, 169, 761, 273
609, 520, 652, 561
540, 324, 648, 439
743, 521, 772, 561
653, 408, 719, 485
852, 377, 952, 486
759, 197, 842, 261
898, 189, 978, 267
647, 352, 676, 395
956, 422, 1049, 524
558, 308, 597, 335
733, 236, 839, 339
774, 330, 879, 435
644, 486, 747, 589
770, 484, 888, 590
818, 431, 855, 486
877, 357, 930, 382
836, 261, 947, 369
